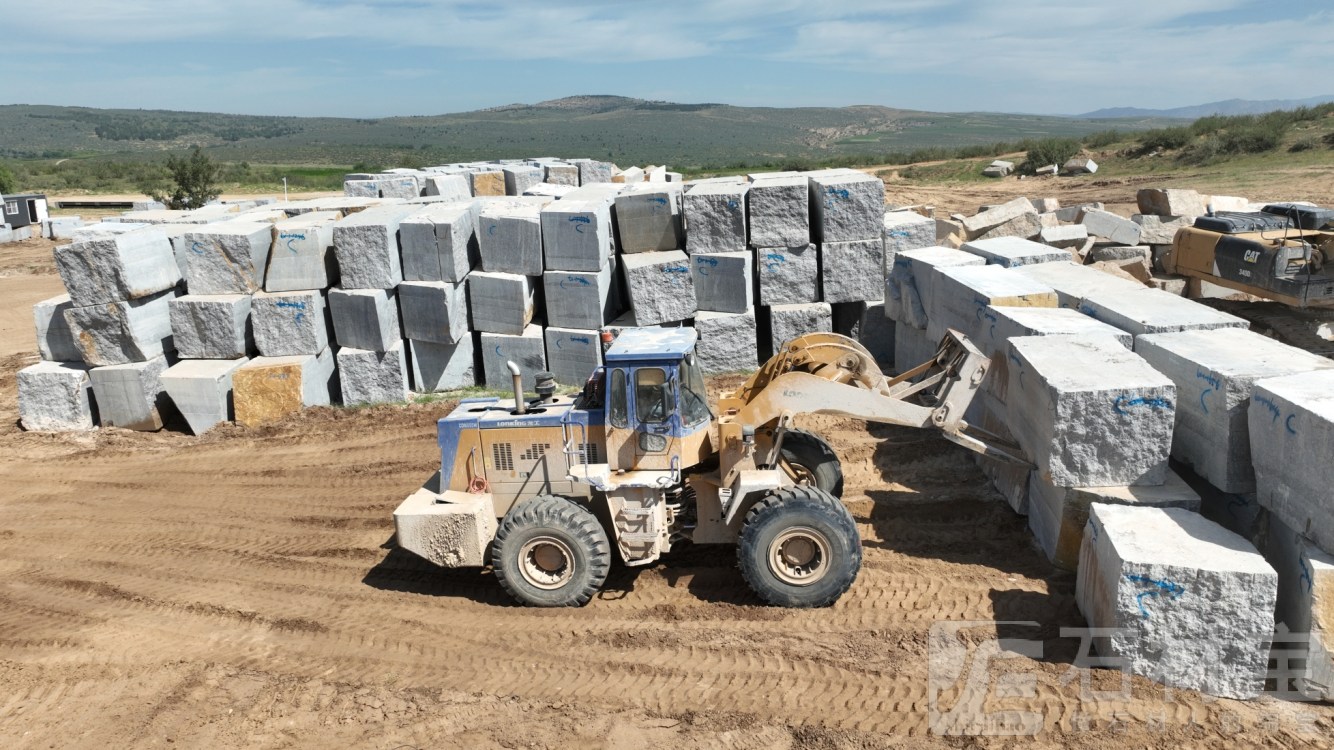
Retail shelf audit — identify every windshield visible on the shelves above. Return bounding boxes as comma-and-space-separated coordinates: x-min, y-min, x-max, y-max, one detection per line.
680, 356, 711, 426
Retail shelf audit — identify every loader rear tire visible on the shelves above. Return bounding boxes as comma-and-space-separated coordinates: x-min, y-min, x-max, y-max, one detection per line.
779, 429, 844, 497
493, 495, 611, 607
737, 487, 861, 608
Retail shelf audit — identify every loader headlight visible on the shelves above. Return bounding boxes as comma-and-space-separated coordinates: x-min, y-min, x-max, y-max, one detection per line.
639, 432, 668, 453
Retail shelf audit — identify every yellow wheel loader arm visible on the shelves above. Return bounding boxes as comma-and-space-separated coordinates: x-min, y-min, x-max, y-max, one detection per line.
716, 330, 1027, 465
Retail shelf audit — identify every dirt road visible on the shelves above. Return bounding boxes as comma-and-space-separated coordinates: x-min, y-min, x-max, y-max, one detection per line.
1, 225, 1331, 748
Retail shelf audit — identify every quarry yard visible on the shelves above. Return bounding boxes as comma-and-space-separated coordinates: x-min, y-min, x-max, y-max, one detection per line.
3, 170, 1334, 750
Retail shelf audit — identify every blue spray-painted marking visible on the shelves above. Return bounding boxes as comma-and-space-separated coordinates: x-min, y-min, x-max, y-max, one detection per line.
279, 231, 306, 254
1125, 574, 1185, 619
190, 241, 207, 256
765, 253, 786, 272
1300, 557, 1314, 593
1112, 394, 1173, 415
275, 299, 307, 325
559, 276, 592, 291
726, 199, 740, 213
695, 256, 719, 276
1195, 369, 1220, 414
568, 215, 590, 234
1286, 413, 1298, 436
663, 265, 689, 275
1253, 394, 1281, 422
1226, 494, 1250, 520
824, 188, 851, 208
887, 230, 912, 239
571, 335, 591, 345
487, 224, 497, 236
495, 345, 503, 356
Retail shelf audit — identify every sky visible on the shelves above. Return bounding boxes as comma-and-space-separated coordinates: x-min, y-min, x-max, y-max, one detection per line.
1, 0, 1331, 118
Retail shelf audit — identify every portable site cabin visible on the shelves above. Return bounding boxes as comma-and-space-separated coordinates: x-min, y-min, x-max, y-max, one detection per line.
1, 194, 49, 229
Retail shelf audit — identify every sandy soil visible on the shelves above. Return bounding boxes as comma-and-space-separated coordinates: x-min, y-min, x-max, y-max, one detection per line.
2, 205, 1333, 749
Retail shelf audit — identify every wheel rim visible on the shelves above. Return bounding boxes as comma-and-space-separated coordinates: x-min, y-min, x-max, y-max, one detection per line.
768, 526, 831, 586
780, 459, 817, 487
518, 536, 575, 590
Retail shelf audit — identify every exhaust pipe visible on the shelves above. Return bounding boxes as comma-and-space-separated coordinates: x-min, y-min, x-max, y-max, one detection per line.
507, 361, 526, 414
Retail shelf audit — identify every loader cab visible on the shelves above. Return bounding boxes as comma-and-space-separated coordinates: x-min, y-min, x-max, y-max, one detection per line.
601, 328, 713, 472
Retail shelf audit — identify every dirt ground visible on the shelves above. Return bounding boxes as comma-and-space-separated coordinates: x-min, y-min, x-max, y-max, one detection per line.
2, 193, 1333, 750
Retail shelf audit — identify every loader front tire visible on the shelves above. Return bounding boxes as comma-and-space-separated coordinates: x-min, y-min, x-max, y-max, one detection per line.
778, 429, 844, 497
737, 487, 861, 608
493, 495, 611, 607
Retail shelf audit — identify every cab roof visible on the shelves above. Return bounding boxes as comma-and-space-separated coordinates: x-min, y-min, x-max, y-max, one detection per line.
604, 327, 697, 363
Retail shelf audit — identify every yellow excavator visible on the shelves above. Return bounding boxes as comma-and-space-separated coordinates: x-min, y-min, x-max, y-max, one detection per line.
393, 327, 1024, 608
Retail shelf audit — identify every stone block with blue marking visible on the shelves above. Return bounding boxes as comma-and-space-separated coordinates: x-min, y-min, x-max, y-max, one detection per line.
328, 287, 401, 352
181, 222, 273, 295
926, 265, 1057, 345
620, 250, 696, 326
1136, 328, 1334, 494
684, 181, 748, 254
541, 196, 615, 272
691, 251, 752, 313
809, 171, 884, 242
748, 175, 810, 247
885, 246, 984, 328
264, 212, 339, 292
615, 183, 685, 253
543, 264, 614, 330
1007, 334, 1175, 487
544, 327, 602, 387
478, 201, 544, 276
398, 280, 468, 345
481, 324, 546, 391
756, 244, 819, 306
251, 290, 329, 357
1249, 369, 1334, 554
1076, 503, 1277, 699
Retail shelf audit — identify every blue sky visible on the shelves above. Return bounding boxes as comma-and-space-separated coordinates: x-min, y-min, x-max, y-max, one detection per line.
1, 1, 1331, 117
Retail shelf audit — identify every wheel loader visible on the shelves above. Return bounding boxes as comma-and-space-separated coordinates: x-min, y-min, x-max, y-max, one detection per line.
393, 327, 1024, 608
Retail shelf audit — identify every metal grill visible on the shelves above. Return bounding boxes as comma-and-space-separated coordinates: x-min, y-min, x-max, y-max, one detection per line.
520, 443, 551, 461
581, 443, 601, 464
492, 443, 514, 471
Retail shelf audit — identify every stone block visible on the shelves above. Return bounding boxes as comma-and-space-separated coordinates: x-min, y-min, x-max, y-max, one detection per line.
961, 197, 1035, 239
1209, 195, 1250, 213
338, 341, 409, 405
168, 294, 252, 359
769, 302, 832, 353
544, 327, 602, 387
376, 175, 421, 200
855, 302, 895, 365
501, 165, 543, 196
1131, 214, 1191, 245
543, 264, 615, 330
541, 197, 614, 272
882, 211, 937, 267
400, 201, 478, 283
265, 212, 338, 292
54, 229, 181, 307
695, 310, 759, 373
1055, 202, 1104, 223
480, 324, 546, 390
1007, 335, 1175, 487
1137, 328, 1334, 494
232, 350, 335, 427
33, 294, 83, 362
684, 181, 748, 254
180, 222, 272, 295
470, 170, 506, 197
614, 183, 685, 253
1259, 514, 1334, 702
962, 236, 1069, 267
328, 288, 401, 352
571, 159, 615, 185
397, 280, 468, 345
18, 361, 97, 432
89, 355, 171, 431
160, 358, 248, 434
756, 244, 818, 306
410, 337, 477, 392
543, 164, 580, 187
1064, 157, 1098, 174
893, 319, 937, 374
819, 239, 883, 303
1013, 261, 1147, 309
927, 265, 1057, 344
620, 250, 696, 325
809, 171, 884, 242
1080, 208, 1142, 246
423, 174, 471, 201
1249, 369, 1334, 553
333, 204, 421, 289
748, 176, 810, 247
1033, 198, 1060, 213
692, 251, 754, 313
975, 212, 1043, 241
468, 271, 534, 335
1079, 287, 1248, 339
478, 201, 544, 275
613, 166, 644, 184
885, 246, 985, 328
1137, 188, 1208, 218
983, 306, 1132, 364
1076, 504, 1277, 699
251, 290, 329, 356
1027, 470, 1201, 570
64, 288, 178, 366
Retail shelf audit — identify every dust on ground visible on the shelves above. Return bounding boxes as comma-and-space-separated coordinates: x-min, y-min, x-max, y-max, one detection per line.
2, 189, 1333, 749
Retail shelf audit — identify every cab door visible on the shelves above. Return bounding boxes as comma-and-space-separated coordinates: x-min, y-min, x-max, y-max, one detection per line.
631, 365, 678, 470
605, 366, 636, 470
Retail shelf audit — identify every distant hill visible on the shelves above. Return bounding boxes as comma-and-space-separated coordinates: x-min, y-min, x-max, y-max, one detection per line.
0, 98, 1180, 169
1078, 96, 1334, 120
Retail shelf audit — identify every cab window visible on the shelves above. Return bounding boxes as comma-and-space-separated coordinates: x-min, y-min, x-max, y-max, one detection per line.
680, 356, 711, 426
635, 368, 670, 424
609, 368, 627, 428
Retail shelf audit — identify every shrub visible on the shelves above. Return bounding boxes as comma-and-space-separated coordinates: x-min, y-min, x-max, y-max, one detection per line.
1018, 137, 1080, 174
1322, 132, 1334, 147
1289, 138, 1318, 153
0, 163, 15, 194
1134, 126, 1193, 155
140, 146, 222, 209
1083, 129, 1124, 148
